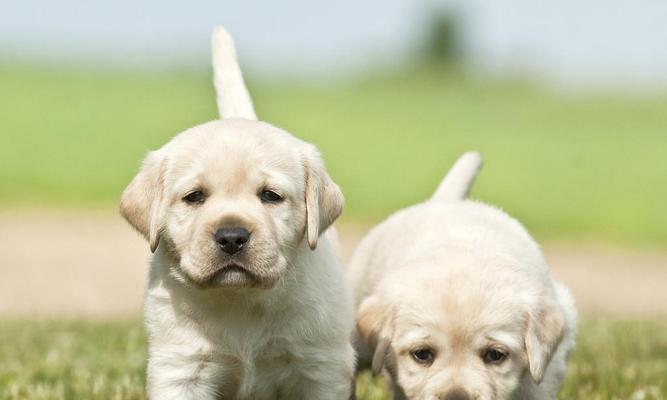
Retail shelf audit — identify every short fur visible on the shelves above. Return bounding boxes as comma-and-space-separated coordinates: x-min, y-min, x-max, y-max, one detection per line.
121, 27, 354, 399
348, 152, 576, 400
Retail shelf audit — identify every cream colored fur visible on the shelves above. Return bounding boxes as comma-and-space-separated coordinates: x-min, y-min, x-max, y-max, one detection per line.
120, 26, 354, 399
348, 152, 576, 400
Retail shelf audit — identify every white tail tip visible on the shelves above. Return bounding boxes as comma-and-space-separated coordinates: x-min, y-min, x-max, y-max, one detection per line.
432, 152, 483, 201
211, 26, 257, 120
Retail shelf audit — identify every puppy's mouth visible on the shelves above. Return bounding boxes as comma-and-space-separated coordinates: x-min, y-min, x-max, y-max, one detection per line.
208, 262, 258, 288
175, 248, 284, 290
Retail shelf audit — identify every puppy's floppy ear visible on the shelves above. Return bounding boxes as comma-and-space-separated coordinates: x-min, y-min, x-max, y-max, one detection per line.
357, 296, 394, 375
211, 26, 257, 120
120, 151, 168, 253
303, 145, 344, 250
524, 302, 566, 383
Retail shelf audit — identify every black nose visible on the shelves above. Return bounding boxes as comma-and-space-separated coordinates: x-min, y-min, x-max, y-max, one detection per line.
440, 388, 472, 400
214, 227, 250, 255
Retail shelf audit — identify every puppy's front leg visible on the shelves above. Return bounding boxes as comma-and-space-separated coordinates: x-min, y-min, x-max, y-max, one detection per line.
290, 345, 355, 400
147, 350, 233, 400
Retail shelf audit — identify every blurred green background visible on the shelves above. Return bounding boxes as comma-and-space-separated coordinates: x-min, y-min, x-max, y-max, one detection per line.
1, 64, 665, 244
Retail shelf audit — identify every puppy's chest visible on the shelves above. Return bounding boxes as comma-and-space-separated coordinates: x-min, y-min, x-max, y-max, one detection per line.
219, 335, 305, 399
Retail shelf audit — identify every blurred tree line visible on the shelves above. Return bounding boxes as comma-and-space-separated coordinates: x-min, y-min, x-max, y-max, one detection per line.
421, 8, 463, 65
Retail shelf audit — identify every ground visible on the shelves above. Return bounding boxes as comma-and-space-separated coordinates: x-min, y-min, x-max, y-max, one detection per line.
1, 212, 666, 399
1, 211, 665, 317
1, 318, 665, 400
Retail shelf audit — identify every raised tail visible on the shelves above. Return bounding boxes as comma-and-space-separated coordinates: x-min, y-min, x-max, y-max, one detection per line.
211, 26, 257, 120
431, 152, 483, 201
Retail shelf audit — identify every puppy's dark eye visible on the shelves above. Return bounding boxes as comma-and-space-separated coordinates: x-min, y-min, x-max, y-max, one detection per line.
183, 191, 205, 204
260, 190, 283, 203
482, 348, 508, 365
410, 347, 435, 365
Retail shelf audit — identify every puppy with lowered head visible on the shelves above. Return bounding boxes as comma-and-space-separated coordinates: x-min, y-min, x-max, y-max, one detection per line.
120, 27, 354, 399
348, 153, 576, 400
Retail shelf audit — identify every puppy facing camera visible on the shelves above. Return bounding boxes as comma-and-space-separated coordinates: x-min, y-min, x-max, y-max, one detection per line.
121, 26, 354, 399
348, 152, 577, 400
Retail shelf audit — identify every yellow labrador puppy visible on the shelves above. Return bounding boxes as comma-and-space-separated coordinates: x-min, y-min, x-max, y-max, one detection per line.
348, 153, 576, 400
121, 27, 354, 399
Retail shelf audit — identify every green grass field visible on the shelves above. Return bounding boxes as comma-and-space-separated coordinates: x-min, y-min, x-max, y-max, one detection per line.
1, 318, 665, 399
1, 65, 666, 244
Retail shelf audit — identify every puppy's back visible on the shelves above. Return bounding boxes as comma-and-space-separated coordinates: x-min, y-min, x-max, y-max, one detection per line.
347, 199, 549, 306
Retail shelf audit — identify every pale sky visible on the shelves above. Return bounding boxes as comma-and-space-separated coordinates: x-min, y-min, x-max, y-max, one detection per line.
1, 0, 666, 87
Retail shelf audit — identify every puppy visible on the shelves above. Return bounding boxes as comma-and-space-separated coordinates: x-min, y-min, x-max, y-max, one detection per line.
348, 153, 576, 400
120, 27, 354, 399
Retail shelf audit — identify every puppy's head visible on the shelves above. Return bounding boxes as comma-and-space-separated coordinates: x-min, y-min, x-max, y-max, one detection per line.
357, 261, 565, 400
120, 119, 343, 288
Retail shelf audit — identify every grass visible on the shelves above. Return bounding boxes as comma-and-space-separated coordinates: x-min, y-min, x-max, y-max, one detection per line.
0, 65, 666, 244
0, 319, 145, 400
0, 318, 665, 399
